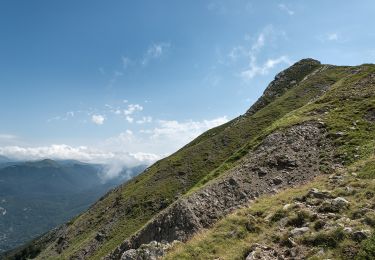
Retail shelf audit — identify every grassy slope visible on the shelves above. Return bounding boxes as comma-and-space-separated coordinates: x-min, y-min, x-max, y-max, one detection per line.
16, 61, 320, 259
165, 64, 375, 259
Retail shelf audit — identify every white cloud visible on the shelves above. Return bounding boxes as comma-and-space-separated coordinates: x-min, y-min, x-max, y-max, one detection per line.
124, 104, 143, 115
278, 4, 294, 16
142, 42, 171, 65
251, 32, 266, 52
91, 114, 105, 125
0, 144, 159, 179
47, 111, 75, 122
0, 117, 229, 179
327, 33, 339, 41
226, 26, 291, 81
125, 116, 134, 123
66, 111, 74, 117
106, 116, 229, 156
149, 117, 228, 141
241, 56, 291, 80
136, 116, 153, 124
318, 32, 341, 43
228, 46, 247, 62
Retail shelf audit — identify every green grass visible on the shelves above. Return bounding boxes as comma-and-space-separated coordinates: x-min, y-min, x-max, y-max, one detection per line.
357, 233, 375, 259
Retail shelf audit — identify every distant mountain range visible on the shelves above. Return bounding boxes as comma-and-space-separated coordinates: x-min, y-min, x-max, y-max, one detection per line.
0, 158, 146, 253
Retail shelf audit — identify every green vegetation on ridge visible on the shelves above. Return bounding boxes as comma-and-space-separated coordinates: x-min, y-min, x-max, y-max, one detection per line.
165, 64, 375, 260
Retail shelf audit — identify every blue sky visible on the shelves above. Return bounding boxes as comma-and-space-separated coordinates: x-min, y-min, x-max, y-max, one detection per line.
1, 1, 375, 170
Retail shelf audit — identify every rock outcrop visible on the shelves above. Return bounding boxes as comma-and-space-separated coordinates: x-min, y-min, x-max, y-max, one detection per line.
246, 58, 321, 116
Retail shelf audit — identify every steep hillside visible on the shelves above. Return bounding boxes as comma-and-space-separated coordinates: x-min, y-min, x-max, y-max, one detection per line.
164, 61, 375, 259
166, 157, 375, 259
5, 58, 374, 260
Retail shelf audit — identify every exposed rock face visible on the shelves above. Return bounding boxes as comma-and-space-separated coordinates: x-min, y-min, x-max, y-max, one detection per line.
105, 122, 333, 259
246, 58, 321, 116
291, 227, 310, 237
245, 244, 280, 260
120, 241, 174, 260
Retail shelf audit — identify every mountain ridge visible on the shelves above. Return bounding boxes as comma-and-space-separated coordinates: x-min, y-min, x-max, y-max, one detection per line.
4, 58, 375, 260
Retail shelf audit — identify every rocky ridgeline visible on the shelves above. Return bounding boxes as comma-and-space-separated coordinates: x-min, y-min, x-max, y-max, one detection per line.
246, 58, 321, 116
105, 122, 335, 259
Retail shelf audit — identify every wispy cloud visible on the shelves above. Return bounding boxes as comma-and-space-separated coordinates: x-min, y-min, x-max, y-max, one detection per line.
241, 56, 291, 80
327, 33, 339, 41
136, 116, 153, 124
102, 42, 171, 88
318, 32, 342, 43
251, 31, 266, 52
91, 114, 105, 125
278, 3, 294, 16
47, 111, 75, 122
106, 116, 229, 156
142, 42, 171, 66
226, 26, 291, 81
123, 104, 143, 115
148, 117, 228, 141
122, 104, 144, 123
125, 116, 134, 123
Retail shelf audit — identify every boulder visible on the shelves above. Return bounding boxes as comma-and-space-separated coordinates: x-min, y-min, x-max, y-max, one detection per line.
352, 230, 371, 242
332, 197, 350, 209
246, 244, 279, 260
291, 227, 310, 236
120, 241, 172, 260
307, 188, 332, 199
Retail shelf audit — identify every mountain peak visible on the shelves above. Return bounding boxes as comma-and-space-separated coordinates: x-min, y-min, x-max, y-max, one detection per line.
293, 58, 321, 66
246, 57, 322, 116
